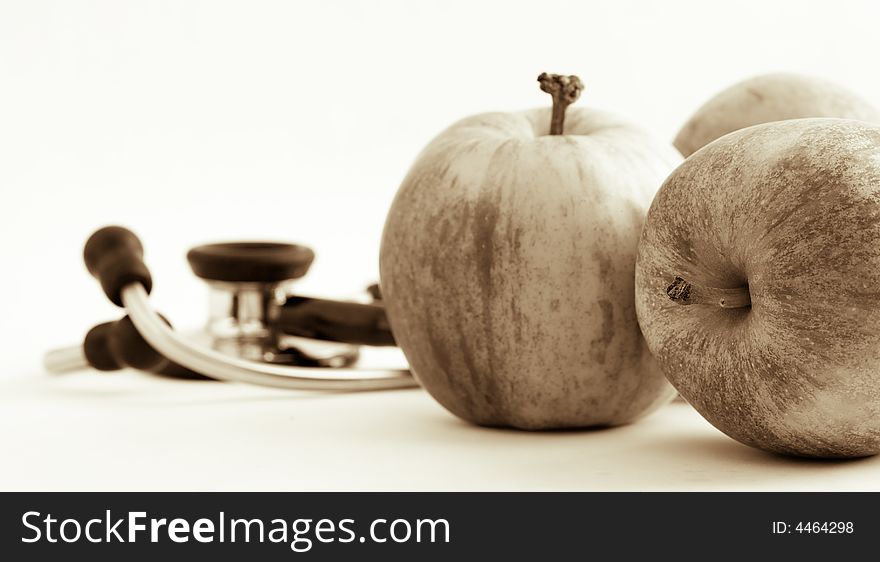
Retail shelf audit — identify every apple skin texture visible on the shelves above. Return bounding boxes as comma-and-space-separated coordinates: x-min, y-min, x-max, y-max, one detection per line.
380, 107, 680, 429
636, 118, 880, 458
674, 73, 880, 157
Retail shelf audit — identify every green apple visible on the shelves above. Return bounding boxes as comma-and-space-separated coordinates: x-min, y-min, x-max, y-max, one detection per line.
380, 74, 680, 429
637, 117, 880, 457
675, 73, 880, 157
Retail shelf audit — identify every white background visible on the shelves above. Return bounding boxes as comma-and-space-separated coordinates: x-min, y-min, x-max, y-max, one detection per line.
2, 0, 880, 490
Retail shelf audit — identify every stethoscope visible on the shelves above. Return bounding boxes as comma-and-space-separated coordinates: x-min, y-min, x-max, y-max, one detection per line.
43, 226, 418, 391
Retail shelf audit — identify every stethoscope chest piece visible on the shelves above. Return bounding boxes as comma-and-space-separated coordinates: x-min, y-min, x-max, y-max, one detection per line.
187, 241, 359, 367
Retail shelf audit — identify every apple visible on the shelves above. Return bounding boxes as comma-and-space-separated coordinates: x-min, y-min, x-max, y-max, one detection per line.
379, 73, 680, 429
674, 73, 880, 157
636, 117, 880, 457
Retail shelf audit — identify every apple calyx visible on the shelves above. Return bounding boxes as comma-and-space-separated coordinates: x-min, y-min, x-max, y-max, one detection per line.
666, 276, 751, 309
538, 73, 584, 135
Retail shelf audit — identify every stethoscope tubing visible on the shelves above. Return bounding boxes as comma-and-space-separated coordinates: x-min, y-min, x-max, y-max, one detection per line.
121, 283, 419, 391
43, 345, 89, 373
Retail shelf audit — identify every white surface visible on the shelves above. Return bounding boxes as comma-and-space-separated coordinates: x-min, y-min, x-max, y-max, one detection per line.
5, 368, 880, 492
3, 0, 880, 490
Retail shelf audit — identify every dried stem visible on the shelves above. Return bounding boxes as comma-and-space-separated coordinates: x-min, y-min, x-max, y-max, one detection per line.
666, 276, 751, 309
537, 73, 584, 135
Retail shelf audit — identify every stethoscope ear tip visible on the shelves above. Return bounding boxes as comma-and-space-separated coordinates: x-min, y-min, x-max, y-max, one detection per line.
83, 226, 153, 307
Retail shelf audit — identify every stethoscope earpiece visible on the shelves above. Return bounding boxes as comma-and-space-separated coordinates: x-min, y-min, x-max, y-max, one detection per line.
83, 226, 154, 307
82, 315, 208, 380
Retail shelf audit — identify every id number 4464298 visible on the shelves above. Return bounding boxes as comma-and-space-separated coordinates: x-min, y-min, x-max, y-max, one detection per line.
771, 521, 854, 534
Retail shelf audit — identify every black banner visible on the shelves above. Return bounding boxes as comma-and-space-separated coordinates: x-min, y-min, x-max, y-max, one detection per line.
0, 493, 874, 559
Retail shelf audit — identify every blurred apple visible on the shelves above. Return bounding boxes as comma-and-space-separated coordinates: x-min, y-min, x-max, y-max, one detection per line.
637, 117, 880, 457
674, 73, 880, 157
380, 74, 680, 429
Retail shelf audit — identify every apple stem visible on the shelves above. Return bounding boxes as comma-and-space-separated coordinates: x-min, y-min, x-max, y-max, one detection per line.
666, 276, 752, 309
538, 73, 584, 135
